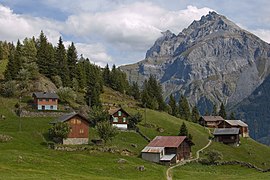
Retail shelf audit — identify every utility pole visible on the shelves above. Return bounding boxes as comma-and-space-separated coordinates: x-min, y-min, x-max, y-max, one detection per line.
144, 103, 146, 125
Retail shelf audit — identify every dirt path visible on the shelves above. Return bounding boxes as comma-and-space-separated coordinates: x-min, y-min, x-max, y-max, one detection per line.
166, 128, 212, 180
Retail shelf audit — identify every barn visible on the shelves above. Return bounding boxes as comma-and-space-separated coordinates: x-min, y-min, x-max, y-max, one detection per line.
199, 116, 224, 128
213, 128, 240, 146
218, 120, 249, 137
141, 136, 194, 165
50, 113, 90, 145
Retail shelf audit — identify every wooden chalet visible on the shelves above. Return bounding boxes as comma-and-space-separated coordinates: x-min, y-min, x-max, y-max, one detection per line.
108, 107, 130, 130
218, 120, 249, 137
213, 128, 240, 146
50, 113, 90, 145
199, 116, 224, 128
33, 92, 59, 110
141, 136, 194, 165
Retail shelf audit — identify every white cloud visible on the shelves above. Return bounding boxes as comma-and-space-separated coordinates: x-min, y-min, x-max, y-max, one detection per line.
0, 4, 62, 44
64, 3, 213, 51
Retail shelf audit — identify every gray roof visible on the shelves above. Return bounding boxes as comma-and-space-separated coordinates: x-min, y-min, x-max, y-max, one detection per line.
213, 128, 240, 135
201, 116, 224, 122
50, 113, 89, 124
33, 92, 59, 99
225, 120, 248, 127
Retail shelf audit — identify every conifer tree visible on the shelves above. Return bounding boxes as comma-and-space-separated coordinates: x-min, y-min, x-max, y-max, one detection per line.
191, 105, 200, 123
13, 40, 23, 77
4, 44, 15, 81
128, 82, 141, 100
212, 104, 218, 116
168, 94, 177, 116
55, 37, 70, 87
179, 122, 188, 136
102, 64, 110, 86
229, 112, 236, 120
178, 95, 191, 120
67, 42, 77, 82
219, 103, 227, 119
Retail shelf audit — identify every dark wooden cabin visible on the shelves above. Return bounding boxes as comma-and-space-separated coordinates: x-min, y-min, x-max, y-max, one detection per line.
218, 120, 249, 137
50, 113, 90, 145
213, 128, 240, 146
199, 116, 224, 128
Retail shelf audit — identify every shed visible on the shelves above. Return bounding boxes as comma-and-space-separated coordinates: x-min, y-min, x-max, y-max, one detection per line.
50, 113, 90, 145
213, 128, 240, 146
199, 116, 224, 128
141, 146, 165, 163
218, 120, 249, 137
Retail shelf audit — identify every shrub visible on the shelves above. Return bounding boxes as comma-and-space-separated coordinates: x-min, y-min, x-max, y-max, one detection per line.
57, 87, 77, 104
96, 121, 118, 144
48, 122, 70, 143
0, 80, 17, 97
200, 150, 223, 165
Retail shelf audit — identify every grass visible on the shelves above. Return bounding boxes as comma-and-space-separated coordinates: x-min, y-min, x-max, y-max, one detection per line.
173, 163, 270, 180
1, 88, 270, 179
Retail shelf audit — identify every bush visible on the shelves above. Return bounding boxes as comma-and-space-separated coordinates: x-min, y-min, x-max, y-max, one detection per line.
128, 112, 143, 129
96, 121, 118, 144
48, 122, 70, 143
0, 81, 17, 97
57, 87, 77, 104
200, 150, 223, 165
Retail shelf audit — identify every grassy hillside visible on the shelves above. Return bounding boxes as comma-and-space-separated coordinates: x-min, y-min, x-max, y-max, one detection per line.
0, 87, 270, 179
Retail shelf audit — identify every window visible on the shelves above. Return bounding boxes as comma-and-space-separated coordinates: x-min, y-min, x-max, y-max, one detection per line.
123, 117, 126, 123
79, 129, 84, 134
113, 117, 118, 122
52, 99, 56, 102
71, 119, 76, 124
46, 99, 49, 102
50, 106, 53, 110
70, 128, 72, 132
118, 111, 122, 116
76, 119, 81, 124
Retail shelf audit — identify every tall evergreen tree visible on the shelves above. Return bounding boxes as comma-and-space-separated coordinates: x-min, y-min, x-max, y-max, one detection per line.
179, 122, 188, 136
212, 104, 218, 116
191, 105, 200, 123
67, 42, 77, 82
13, 40, 23, 78
178, 95, 191, 120
219, 103, 227, 119
36, 31, 56, 78
168, 94, 177, 116
128, 82, 141, 100
102, 64, 110, 86
229, 112, 236, 120
4, 44, 15, 80
55, 37, 70, 87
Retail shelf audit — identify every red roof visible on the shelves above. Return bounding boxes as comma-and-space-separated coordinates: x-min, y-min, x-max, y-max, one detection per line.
147, 136, 187, 148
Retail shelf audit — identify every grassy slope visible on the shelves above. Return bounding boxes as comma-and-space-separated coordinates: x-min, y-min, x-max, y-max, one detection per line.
0, 87, 270, 179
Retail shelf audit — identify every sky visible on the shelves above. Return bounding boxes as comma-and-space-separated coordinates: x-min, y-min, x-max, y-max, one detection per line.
0, 0, 269, 67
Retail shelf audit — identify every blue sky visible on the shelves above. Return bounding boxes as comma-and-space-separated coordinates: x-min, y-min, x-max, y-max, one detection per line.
0, 0, 269, 67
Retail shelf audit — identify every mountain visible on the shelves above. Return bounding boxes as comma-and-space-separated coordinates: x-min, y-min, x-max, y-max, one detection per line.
120, 11, 270, 114
232, 74, 270, 145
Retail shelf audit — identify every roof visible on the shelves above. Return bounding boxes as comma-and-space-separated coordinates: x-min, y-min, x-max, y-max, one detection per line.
160, 154, 176, 161
141, 146, 164, 153
147, 136, 187, 148
33, 92, 59, 99
201, 116, 224, 122
50, 113, 89, 124
224, 120, 248, 127
213, 128, 240, 135
108, 107, 130, 116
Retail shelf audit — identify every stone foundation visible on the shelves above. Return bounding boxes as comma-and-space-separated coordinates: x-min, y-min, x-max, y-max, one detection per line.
63, 138, 89, 145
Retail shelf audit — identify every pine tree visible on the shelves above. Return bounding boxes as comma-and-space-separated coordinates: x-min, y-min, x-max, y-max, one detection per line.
67, 42, 77, 82
179, 95, 191, 120
4, 44, 15, 81
219, 103, 227, 119
191, 105, 200, 123
168, 94, 177, 116
212, 104, 218, 116
13, 40, 23, 78
102, 64, 110, 86
128, 82, 141, 100
179, 122, 188, 136
55, 37, 70, 87
229, 112, 236, 120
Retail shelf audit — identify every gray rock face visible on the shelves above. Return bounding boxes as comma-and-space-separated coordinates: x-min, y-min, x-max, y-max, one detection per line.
120, 11, 270, 112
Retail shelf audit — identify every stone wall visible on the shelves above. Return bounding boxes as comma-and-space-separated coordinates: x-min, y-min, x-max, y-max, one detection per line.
63, 138, 89, 145
20, 110, 73, 117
